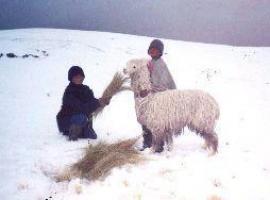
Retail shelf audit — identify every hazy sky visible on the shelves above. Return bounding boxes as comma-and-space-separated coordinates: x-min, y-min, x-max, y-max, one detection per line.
0, 0, 270, 46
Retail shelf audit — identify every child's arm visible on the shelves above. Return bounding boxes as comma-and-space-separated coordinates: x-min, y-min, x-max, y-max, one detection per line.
84, 87, 101, 114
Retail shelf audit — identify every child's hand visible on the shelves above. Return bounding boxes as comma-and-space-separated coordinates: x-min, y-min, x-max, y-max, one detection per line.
99, 97, 111, 107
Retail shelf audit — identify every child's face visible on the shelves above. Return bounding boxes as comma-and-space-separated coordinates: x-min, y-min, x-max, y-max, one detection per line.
148, 48, 160, 59
72, 74, 84, 85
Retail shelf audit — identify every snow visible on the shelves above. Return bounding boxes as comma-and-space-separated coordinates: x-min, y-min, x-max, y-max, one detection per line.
0, 28, 270, 200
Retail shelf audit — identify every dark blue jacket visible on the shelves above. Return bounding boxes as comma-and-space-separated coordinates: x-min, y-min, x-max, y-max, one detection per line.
56, 83, 100, 133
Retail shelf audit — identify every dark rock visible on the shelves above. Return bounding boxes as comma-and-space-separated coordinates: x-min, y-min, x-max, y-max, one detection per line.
6, 53, 17, 58
22, 54, 29, 58
42, 51, 49, 56
0, 53, 3, 58
29, 54, 39, 58
22, 54, 39, 59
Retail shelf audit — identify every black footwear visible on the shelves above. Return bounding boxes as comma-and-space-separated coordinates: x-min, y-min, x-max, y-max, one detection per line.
139, 144, 149, 151
142, 126, 153, 150
83, 118, 97, 139
83, 127, 97, 139
154, 141, 165, 153
68, 124, 82, 141
154, 146, 164, 153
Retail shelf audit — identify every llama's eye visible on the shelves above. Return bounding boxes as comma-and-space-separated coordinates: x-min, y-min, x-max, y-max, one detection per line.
133, 65, 136, 68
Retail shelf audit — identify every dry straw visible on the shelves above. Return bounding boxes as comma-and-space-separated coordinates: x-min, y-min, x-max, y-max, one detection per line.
55, 138, 143, 182
93, 72, 129, 117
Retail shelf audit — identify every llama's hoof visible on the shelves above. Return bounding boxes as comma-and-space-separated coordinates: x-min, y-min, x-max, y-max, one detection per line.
201, 142, 208, 150
154, 146, 164, 153
166, 145, 173, 152
207, 149, 217, 157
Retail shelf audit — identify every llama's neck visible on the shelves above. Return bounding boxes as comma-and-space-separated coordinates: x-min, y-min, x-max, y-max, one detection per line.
130, 67, 152, 98
134, 93, 150, 124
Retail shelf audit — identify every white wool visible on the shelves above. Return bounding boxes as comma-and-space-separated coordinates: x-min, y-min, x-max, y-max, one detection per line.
125, 58, 152, 96
124, 58, 220, 152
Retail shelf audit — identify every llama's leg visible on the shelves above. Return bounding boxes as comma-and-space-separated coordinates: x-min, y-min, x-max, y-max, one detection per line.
200, 131, 218, 155
189, 120, 218, 154
152, 131, 165, 153
154, 140, 164, 153
165, 132, 174, 151
201, 141, 208, 150
140, 125, 153, 151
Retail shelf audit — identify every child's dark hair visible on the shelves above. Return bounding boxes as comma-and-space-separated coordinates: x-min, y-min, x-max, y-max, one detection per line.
148, 39, 164, 57
68, 66, 85, 81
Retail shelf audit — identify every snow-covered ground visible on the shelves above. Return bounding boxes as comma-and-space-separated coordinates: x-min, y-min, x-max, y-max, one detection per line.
0, 29, 270, 200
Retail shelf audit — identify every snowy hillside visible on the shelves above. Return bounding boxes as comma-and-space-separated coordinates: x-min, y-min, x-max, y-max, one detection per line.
0, 29, 270, 200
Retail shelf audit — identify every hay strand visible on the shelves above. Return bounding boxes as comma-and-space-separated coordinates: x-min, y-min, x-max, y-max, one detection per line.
93, 72, 128, 117
55, 138, 143, 182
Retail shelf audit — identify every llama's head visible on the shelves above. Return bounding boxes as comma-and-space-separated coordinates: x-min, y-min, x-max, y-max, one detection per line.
123, 58, 149, 76
123, 58, 152, 97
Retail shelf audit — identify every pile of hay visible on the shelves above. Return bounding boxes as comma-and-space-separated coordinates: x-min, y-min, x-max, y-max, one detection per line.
55, 138, 143, 182
93, 72, 129, 117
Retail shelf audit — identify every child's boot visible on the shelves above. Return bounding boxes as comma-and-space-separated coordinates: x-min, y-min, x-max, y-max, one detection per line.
140, 125, 153, 151
83, 116, 97, 139
83, 126, 97, 139
69, 124, 83, 141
